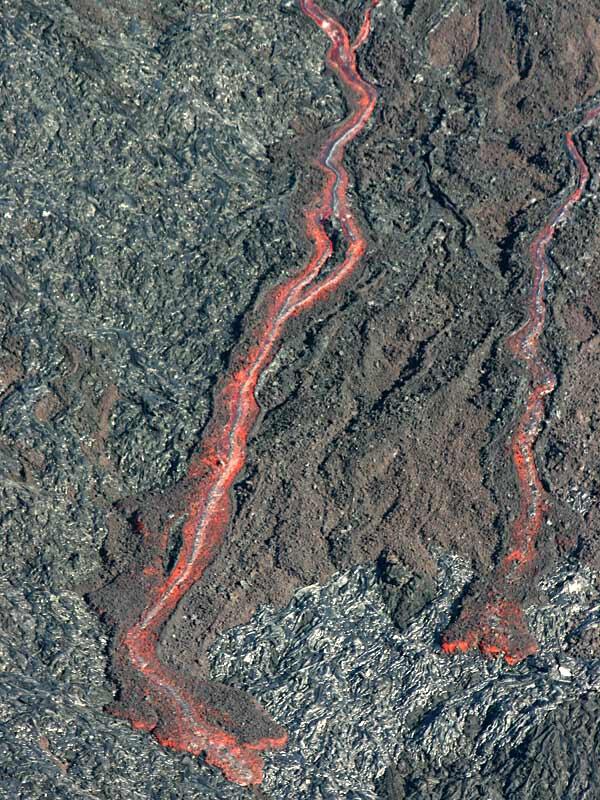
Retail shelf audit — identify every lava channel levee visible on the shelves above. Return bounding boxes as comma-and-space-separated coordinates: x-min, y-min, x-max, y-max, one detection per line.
97, 0, 379, 788
442, 106, 600, 666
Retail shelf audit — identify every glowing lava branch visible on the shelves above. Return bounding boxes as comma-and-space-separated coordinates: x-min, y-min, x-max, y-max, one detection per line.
111, 0, 379, 787
442, 105, 600, 665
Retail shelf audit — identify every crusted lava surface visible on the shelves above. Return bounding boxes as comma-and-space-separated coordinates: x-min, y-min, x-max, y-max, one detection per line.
3, 0, 600, 797
98, 0, 600, 693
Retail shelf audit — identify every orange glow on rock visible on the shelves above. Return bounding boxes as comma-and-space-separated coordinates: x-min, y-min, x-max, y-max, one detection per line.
107, 0, 380, 786
443, 107, 598, 666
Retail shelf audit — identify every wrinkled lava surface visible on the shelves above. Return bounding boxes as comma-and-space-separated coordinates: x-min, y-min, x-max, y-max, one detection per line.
2, 0, 600, 798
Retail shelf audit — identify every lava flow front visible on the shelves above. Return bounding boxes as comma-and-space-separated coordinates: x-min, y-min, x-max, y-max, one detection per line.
442, 106, 600, 665
105, 0, 379, 787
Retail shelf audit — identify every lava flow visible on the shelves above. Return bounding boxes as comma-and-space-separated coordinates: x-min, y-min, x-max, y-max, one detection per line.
105, 0, 379, 787
443, 106, 600, 665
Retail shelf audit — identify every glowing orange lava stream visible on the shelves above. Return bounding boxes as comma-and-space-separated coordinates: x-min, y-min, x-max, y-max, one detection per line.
109, 0, 379, 786
442, 105, 600, 665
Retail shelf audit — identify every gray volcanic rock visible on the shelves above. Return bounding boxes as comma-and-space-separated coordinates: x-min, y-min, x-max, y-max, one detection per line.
2, 0, 600, 797
379, 691, 600, 799
207, 558, 600, 799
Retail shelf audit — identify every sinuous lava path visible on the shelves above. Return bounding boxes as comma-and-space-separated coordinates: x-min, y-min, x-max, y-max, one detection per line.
104, 0, 379, 787
442, 106, 600, 665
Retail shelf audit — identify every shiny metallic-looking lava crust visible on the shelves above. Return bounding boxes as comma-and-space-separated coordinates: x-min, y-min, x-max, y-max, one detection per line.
443, 106, 600, 665
105, 0, 379, 787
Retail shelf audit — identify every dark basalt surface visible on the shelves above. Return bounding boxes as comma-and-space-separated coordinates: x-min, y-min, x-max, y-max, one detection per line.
378, 693, 600, 800
2, 0, 600, 797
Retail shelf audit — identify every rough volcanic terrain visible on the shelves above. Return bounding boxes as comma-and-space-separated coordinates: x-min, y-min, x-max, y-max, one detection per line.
2, 0, 600, 798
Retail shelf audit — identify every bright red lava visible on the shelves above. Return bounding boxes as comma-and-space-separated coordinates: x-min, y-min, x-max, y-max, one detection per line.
110, 0, 379, 787
442, 106, 600, 666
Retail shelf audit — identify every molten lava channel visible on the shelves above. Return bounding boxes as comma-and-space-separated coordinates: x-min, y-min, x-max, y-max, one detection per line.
107, 0, 379, 787
442, 106, 600, 665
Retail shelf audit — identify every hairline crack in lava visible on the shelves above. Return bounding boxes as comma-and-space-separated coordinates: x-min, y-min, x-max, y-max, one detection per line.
99, 0, 380, 788
442, 104, 600, 666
